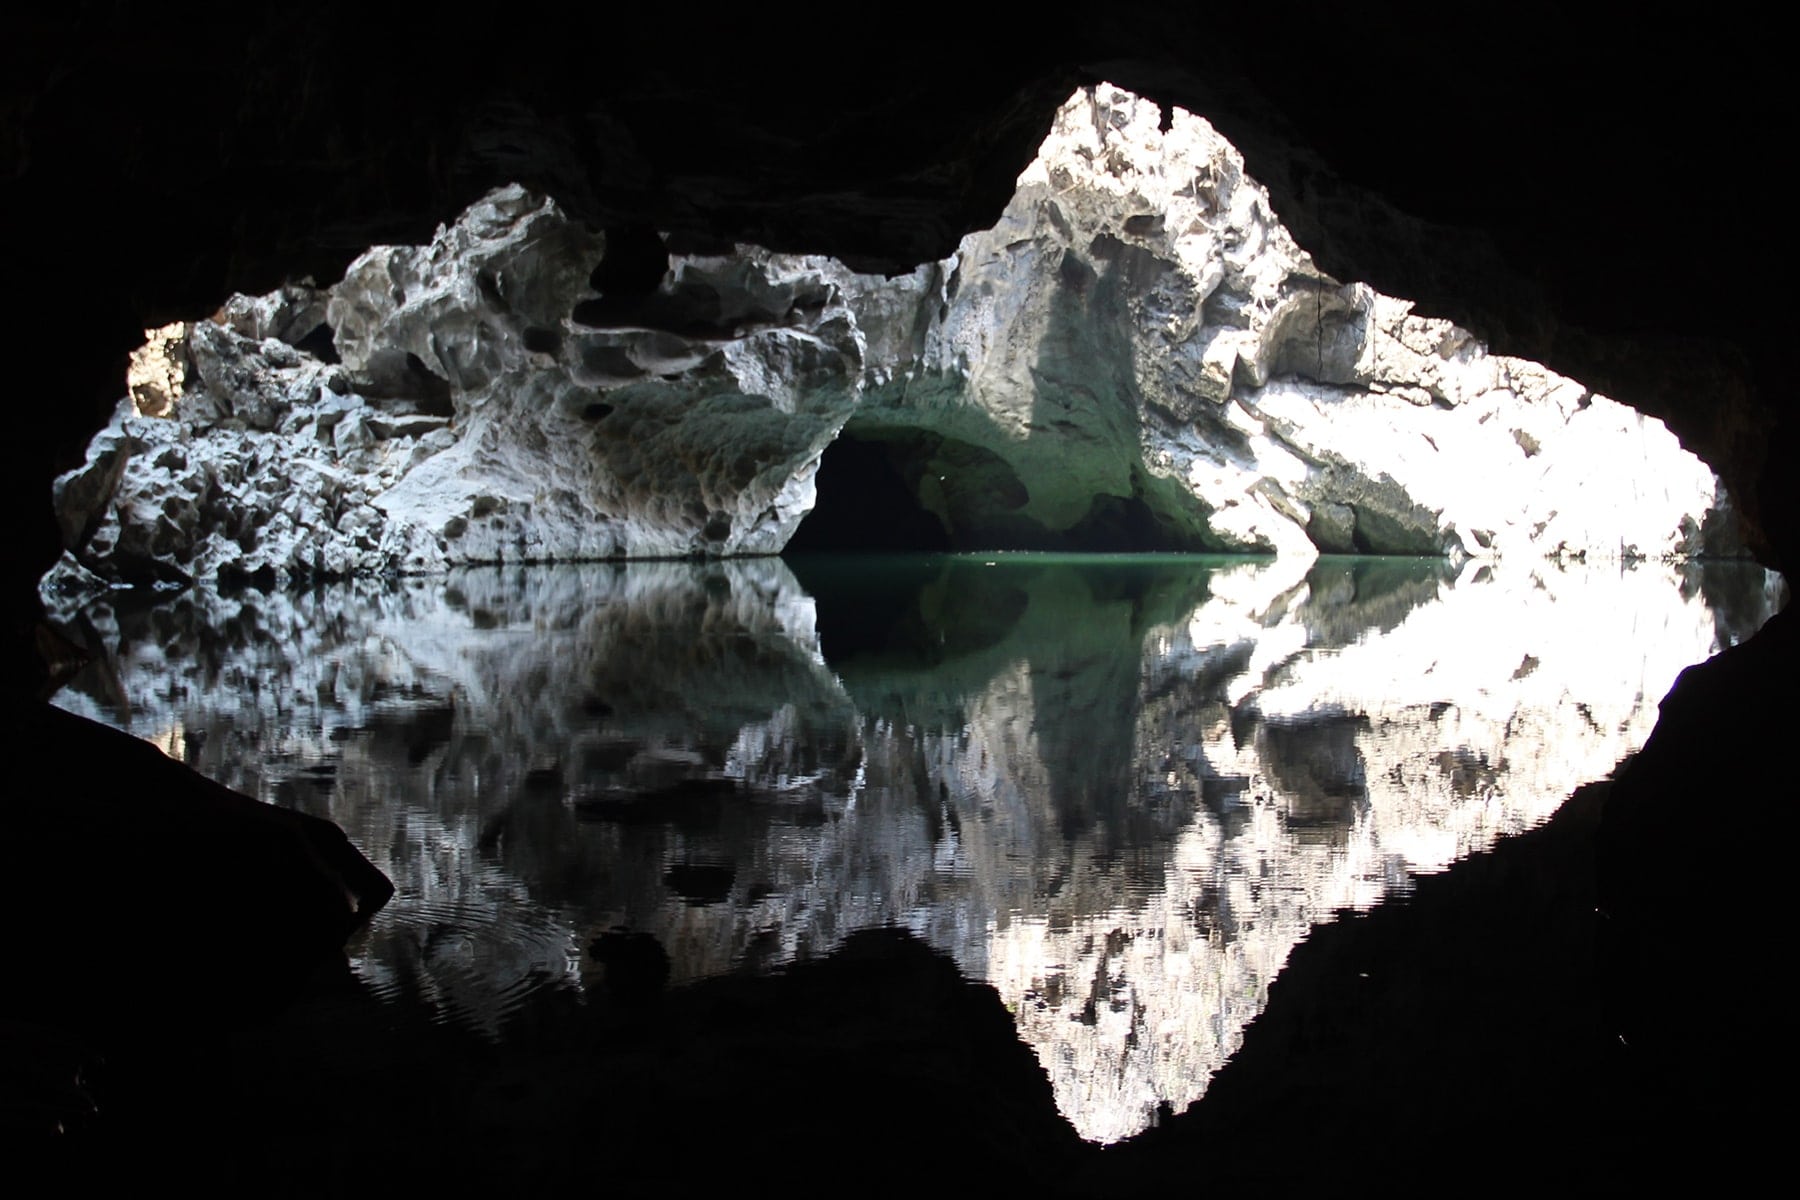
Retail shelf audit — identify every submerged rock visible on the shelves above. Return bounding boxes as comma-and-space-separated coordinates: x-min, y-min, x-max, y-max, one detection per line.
46, 90, 1738, 587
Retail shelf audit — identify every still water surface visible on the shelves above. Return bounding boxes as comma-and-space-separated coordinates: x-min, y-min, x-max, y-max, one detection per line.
53, 553, 1783, 1141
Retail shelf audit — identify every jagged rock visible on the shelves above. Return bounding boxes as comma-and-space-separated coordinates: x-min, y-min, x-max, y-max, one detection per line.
1305, 501, 1357, 555
125, 322, 188, 418
865, 86, 1733, 561
215, 283, 331, 348
47, 90, 1740, 587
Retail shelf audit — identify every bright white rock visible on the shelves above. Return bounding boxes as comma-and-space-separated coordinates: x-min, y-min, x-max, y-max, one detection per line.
45, 89, 1737, 589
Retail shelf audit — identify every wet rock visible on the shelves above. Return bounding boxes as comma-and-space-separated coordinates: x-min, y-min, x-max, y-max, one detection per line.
1298, 461, 1448, 556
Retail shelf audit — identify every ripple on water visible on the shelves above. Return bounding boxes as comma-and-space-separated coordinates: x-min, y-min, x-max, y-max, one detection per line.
349, 892, 581, 1038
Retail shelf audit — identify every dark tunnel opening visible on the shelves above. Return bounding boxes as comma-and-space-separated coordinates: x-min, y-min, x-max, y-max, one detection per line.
783, 434, 953, 553
786, 430, 1217, 556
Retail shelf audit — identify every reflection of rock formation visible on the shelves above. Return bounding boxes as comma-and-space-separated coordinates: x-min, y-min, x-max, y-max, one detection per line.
45, 88, 1739, 590
50, 557, 1782, 1140
984, 557, 1782, 1141
51, 559, 866, 1017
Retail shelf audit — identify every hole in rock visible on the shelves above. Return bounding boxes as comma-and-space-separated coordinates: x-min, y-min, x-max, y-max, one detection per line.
572, 223, 672, 328
522, 326, 562, 355
593, 223, 670, 297
356, 352, 456, 416
788, 427, 1216, 554
784, 433, 953, 553
291, 323, 340, 364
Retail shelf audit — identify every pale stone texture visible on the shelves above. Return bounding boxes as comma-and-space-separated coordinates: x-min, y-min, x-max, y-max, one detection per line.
46, 89, 1737, 589
328, 190, 864, 567
871, 85, 1734, 559
47, 189, 866, 589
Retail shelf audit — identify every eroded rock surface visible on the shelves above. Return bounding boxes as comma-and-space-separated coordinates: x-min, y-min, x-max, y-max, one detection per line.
47, 187, 866, 592
848, 86, 1734, 558
46, 89, 1738, 589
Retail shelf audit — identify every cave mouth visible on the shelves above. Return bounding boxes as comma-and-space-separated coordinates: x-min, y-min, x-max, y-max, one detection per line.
785, 425, 1218, 555
783, 431, 952, 553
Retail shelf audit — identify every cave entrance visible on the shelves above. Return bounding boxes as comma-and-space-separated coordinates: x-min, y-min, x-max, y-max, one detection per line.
784, 430, 953, 553
786, 425, 1217, 555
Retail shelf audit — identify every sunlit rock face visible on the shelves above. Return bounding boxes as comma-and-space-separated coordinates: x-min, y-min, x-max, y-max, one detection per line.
329, 193, 866, 564
50, 556, 1782, 1139
853, 85, 1734, 557
44, 90, 1735, 588
45, 188, 866, 588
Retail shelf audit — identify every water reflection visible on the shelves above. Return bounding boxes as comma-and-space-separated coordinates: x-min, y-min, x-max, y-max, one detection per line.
51, 554, 1784, 1139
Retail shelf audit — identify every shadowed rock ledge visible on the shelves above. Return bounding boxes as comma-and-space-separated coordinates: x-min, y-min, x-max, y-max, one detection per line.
7, 703, 392, 1032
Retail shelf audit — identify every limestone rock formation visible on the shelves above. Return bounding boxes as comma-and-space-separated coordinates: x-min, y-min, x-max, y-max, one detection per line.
846, 86, 1732, 558
46, 187, 870, 592
44, 89, 1737, 589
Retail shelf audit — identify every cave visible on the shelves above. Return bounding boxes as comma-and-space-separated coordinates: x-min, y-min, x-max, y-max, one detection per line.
46, 90, 1722, 580
6, 9, 1795, 1192
787, 425, 1211, 554
783, 431, 954, 553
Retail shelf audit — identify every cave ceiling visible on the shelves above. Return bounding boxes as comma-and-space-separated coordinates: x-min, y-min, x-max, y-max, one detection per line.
5, 5, 1795, 627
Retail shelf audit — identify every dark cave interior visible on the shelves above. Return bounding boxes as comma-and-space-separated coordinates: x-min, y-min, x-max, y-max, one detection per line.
785, 428, 1204, 554
784, 434, 954, 554
5, 5, 1796, 1190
